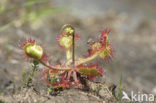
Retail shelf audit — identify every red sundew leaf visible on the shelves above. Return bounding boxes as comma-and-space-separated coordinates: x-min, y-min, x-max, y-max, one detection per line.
99, 28, 110, 48
42, 67, 60, 85
77, 65, 103, 76
84, 41, 104, 58
84, 29, 113, 60
18, 37, 36, 49
19, 38, 43, 59
100, 28, 110, 39
57, 32, 80, 49
42, 69, 51, 85
19, 38, 50, 62
56, 34, 72, 49
18, 38, 49, 61
100, 45, 114, 63
53, 81, 70, 89
56, 34, 65, 49
40, 52, 49, 62
98, 44, 114, 60
59, 71, 67, 80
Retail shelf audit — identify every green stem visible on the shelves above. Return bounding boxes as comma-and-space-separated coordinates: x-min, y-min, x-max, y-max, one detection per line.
31, 64, 37, 78
72, 26, 75, 67
27, 63, 37, 86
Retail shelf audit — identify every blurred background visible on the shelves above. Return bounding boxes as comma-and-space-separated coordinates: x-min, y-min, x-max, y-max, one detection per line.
0, 0, 156, 97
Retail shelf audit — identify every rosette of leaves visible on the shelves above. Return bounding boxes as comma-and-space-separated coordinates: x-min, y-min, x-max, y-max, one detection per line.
20, 24, 113, 90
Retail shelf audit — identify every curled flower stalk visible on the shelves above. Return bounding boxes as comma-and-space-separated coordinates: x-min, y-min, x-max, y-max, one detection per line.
19, 24, 113, 91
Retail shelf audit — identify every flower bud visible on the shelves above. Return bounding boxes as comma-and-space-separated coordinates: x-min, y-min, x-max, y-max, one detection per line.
64, 27, 74, 35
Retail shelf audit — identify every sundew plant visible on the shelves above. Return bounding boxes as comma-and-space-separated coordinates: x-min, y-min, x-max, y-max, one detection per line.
19, 24, 113, 90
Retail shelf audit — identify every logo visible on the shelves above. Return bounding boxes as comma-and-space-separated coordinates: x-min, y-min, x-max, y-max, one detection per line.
122, 91, 155, 102
122, 91, 130, 101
